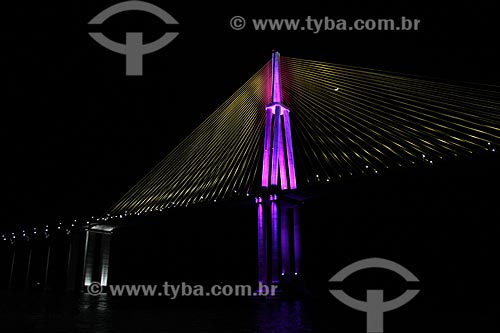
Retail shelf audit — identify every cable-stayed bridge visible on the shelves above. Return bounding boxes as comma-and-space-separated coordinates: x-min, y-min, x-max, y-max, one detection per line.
2, 52, 500, 291
106, 53, 500, 216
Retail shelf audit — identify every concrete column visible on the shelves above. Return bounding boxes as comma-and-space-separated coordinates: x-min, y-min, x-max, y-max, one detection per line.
100, 233, 111, 287
82, 230, 96, 287
82, 230, 112, 289
8, 250, 15, 289
44, 245, 51, 290
66, 243, 72, 281
293, 207, 301, 277
257, 203, 268, 284
271, 201, 280, 283
66, 235, 82, 292
280, 207, 290, 280
65, 241, 74, 291
25, 248, 32, 289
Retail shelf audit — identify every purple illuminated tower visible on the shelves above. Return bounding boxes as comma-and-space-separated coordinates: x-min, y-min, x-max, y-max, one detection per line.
257, 52, 301, 289
262, 51, 297, 190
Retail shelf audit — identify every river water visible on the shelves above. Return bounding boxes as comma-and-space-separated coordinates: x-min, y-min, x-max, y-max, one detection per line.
2, 291, 496, 332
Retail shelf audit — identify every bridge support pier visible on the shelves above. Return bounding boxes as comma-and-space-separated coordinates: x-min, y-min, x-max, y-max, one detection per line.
8, 249, 15, 289
43, 245, 51, 290
257, 196, 301, 290
24, 248, 32, 290
82, 230, 112, 290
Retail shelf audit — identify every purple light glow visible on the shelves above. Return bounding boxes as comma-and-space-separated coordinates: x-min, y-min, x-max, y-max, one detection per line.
256, 53, 301, 286
261, 51, 297, 190
282, 109, 297, 189
280, 207, 290, 279
271, 201, 280, 283
257, 203, 267, 284
278, 125, 288, 190
271, 51, 282, 104
293, 207, 301, 276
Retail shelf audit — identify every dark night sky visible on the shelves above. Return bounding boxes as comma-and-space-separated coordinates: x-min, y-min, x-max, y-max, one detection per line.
2, 1, 499, 230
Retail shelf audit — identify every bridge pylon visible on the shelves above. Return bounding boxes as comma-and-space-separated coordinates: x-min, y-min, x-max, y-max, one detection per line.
257, 52, 301, 292
261, 51, 297, 190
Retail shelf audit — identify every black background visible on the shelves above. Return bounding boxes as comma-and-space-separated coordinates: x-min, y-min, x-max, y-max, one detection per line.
1, 1, 500, 332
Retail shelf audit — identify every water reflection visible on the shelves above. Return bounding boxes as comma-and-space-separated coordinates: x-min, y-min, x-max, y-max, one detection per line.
0, 292, 311, 332
255, 300, 310, 332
